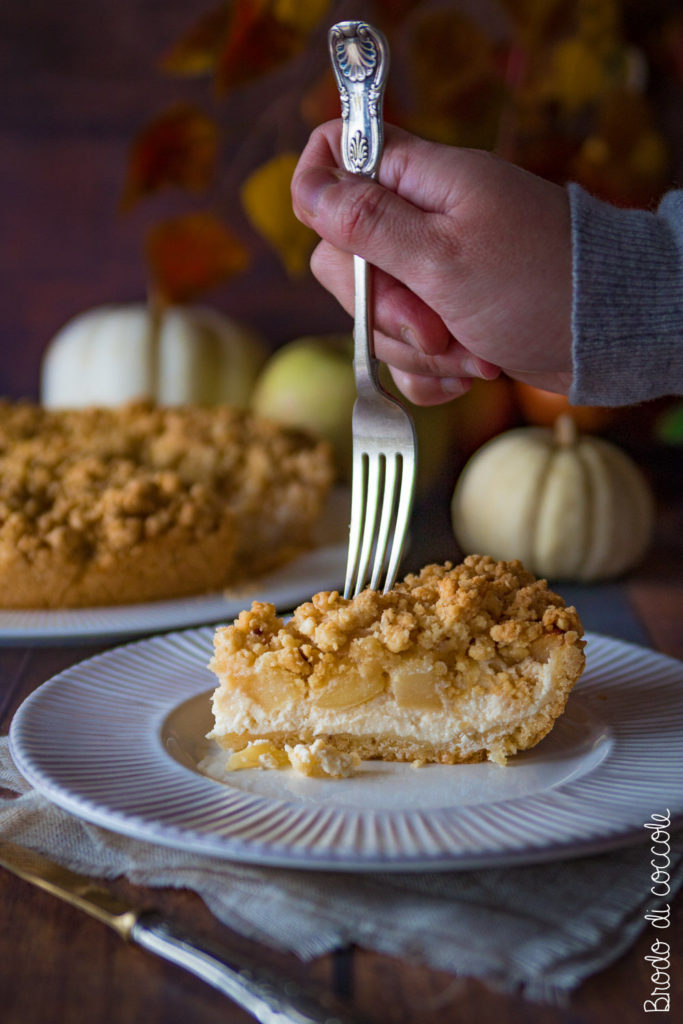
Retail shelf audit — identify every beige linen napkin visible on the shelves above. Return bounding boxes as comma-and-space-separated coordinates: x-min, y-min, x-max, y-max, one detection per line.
1, 736, 681, 1003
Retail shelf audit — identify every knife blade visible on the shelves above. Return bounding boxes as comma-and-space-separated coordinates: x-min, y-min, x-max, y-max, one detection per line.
0, 841, 366, 1024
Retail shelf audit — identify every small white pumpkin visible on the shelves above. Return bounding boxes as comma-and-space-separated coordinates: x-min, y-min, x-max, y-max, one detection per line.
451, 415, 655, 581
40, 303, 267, 409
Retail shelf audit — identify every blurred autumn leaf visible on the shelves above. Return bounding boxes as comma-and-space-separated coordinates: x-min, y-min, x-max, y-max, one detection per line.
214, 0, 329, 92
300, 68, 341, 128
241, 152, 317, 276
497, 0, 570, 39
146, 211, 248, 304
160, 3, 232, 77
273, 0, 331, 33
122, 103, 219, 208
216, 9, 301, 91
538, 15, 634, 115
407, 8, 502, 147
160, 0, 330, 85
572, 90, 669, 206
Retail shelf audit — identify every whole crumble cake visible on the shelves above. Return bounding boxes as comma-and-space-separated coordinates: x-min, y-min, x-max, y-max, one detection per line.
207, 555, 586, 769
0, 400, 333, 608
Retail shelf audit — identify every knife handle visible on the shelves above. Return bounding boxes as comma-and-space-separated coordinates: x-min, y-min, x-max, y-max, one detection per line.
132, 912, 368, 1024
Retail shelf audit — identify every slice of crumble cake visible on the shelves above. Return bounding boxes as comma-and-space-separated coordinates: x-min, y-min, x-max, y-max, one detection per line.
207, 555, 585, 769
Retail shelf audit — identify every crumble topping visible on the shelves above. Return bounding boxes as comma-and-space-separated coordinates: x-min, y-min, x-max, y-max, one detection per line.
213, 556, 583, 675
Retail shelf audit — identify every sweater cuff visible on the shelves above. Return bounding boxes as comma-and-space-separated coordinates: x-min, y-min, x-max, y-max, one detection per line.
569, 182, 683, 406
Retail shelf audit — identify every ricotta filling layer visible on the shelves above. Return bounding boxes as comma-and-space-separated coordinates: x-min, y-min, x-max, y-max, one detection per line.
209, 653, 564, 757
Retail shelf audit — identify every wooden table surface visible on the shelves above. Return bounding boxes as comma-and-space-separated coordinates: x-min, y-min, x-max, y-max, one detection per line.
1, 493, 681, 1024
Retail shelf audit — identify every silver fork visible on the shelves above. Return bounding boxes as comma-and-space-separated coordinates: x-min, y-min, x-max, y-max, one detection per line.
329, 20, 417, 598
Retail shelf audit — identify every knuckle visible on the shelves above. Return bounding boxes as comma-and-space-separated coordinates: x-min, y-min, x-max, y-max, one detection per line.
337, 181, 390, 249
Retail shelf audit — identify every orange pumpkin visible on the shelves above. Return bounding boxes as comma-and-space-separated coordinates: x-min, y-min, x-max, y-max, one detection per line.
513, 381, 615, 433
450, 376, 519, 456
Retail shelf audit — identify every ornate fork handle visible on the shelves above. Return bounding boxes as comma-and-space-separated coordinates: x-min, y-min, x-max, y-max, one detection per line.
328, 21, 389, 180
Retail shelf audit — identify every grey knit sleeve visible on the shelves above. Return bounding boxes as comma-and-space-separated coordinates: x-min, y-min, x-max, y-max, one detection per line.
569, 182, 683, 405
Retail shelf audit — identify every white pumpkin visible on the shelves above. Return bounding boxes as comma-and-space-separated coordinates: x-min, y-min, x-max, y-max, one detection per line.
451, 415, 655, 581
40, 303, 267, 409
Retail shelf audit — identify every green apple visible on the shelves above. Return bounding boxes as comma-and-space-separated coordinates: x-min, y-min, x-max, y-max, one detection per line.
250, 335, 356, 478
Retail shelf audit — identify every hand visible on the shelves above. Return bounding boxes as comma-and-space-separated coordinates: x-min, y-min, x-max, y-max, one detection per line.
291, 121, 573, 405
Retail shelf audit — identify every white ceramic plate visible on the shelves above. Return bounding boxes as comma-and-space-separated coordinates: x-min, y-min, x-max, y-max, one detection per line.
9, 631, 683, 871
0, 491, 349, 645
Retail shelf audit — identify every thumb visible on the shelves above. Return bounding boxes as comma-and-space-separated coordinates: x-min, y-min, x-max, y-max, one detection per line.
291, 164, 441, 286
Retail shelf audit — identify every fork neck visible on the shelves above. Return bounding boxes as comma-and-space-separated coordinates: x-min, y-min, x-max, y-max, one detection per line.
353, 254, 382, 395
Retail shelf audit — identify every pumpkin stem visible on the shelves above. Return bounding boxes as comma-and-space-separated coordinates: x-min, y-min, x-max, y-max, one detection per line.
554, 413, 578, 447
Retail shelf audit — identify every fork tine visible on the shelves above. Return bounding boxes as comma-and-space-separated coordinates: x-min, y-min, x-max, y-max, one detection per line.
344, 451, 367, 599
354, 453, 382, 596
369, 453, 398, 590
382, 450, 416, 592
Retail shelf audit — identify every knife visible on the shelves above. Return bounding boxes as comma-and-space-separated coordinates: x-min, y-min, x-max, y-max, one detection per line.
0, 841, 366, 1024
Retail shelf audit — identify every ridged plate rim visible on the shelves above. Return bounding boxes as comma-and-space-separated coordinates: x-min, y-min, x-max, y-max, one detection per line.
9, 631, 683, 871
